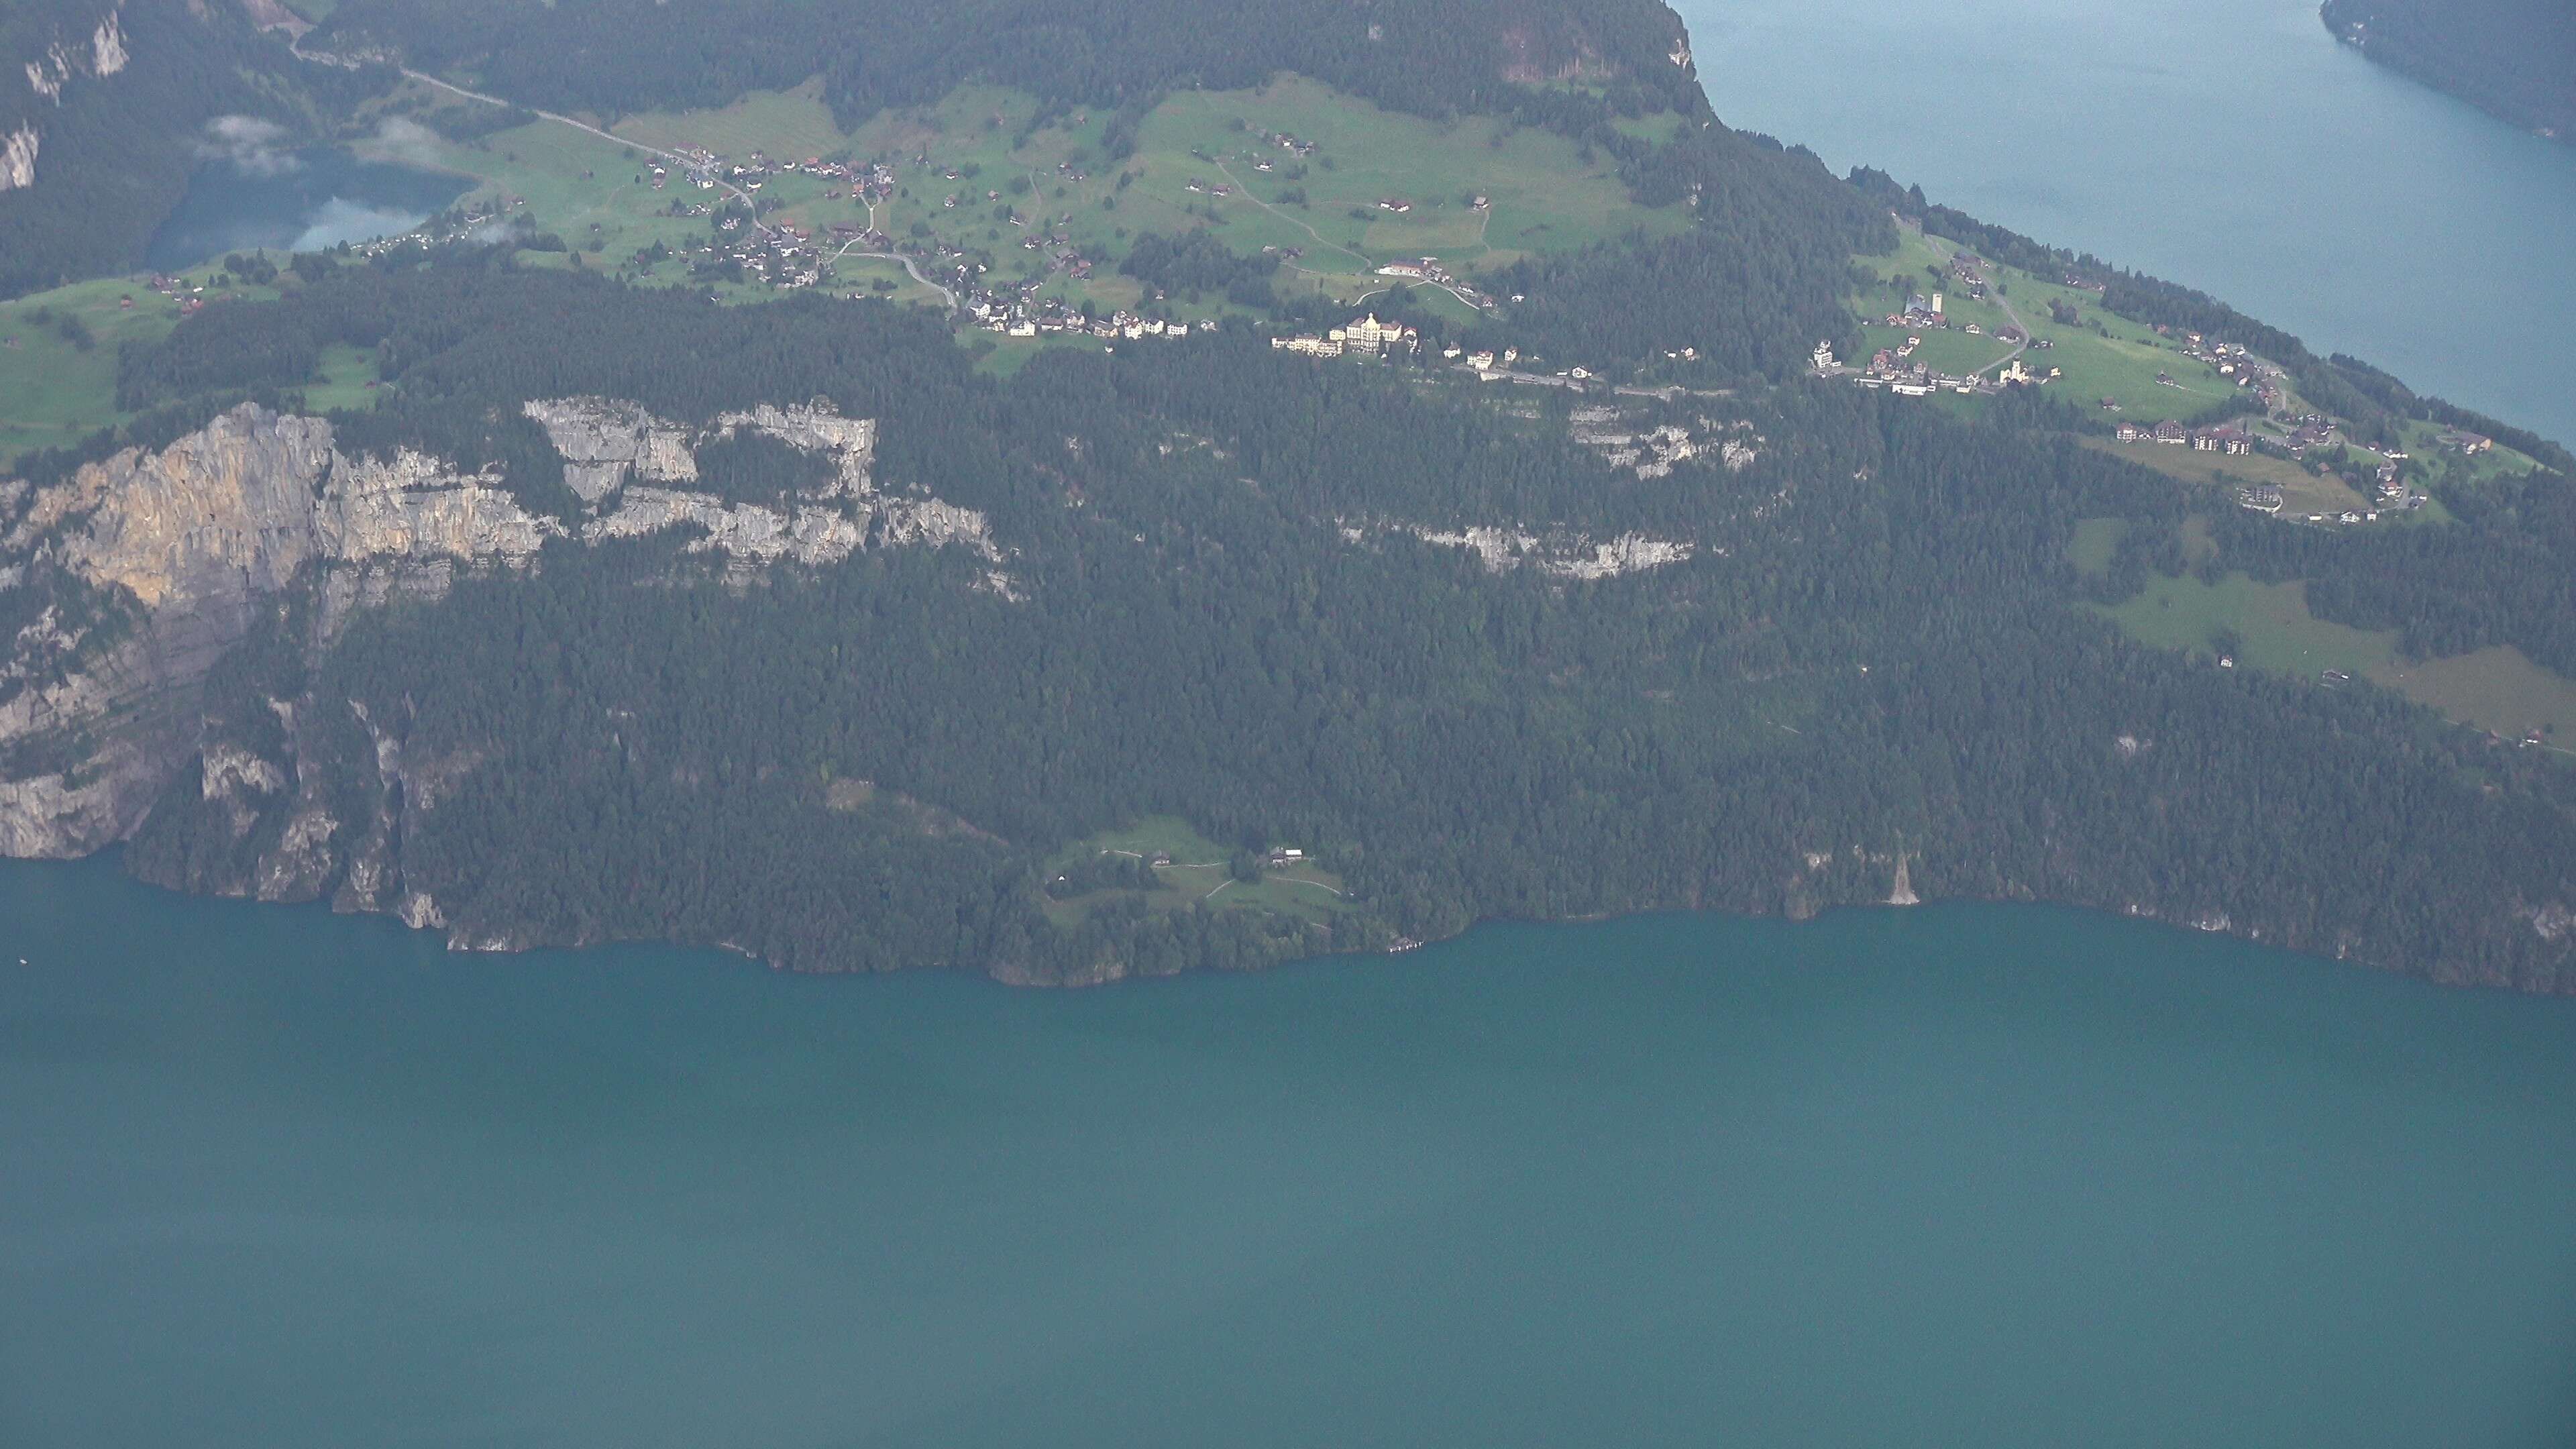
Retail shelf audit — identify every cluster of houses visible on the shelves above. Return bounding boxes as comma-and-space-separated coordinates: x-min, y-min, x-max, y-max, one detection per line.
2114, 420, 2257, 454
2170, 332, 2286, 408
1372, 256, 1493, 309
693, 214, 831, 288
677, 148, 903, 206
972, 292, 1218, 341
1822, 336, 2049, 398
1250, 128, 1320, 161
1271, 312, 1419, 359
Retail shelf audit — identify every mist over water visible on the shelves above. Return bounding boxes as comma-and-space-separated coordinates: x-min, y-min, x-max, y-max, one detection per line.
1672, 0, 2576, 447
146, 148, 466, 271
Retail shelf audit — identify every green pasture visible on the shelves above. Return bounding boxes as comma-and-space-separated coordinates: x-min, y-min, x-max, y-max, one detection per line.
0, 272, 280, 468
1042, 814, 1353, 927
1854, 229, 2246, 420
2094, 572, 2576, 741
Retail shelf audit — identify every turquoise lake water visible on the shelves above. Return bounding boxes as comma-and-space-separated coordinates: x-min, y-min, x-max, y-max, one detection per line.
5, 859, 2575, 1446
1674, 0, 2576, 449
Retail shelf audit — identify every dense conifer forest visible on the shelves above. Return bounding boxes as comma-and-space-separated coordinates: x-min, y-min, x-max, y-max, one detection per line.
310, 0, 1705, 138
6, 0, 2574, 988
72, 258, 2576, 987
2322, 0, 2576, 143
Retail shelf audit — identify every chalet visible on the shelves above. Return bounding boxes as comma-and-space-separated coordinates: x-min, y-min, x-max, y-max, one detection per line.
2114, 422, 2144, 443
2152, 421, 2189, 445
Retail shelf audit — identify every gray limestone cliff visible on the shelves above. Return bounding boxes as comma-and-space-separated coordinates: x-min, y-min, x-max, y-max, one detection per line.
0, 398, 1002, 912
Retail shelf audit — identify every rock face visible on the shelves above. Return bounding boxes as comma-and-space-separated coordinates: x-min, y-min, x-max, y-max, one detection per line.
1395, 522, 1696, 579
0, 125, 36, 191
0, 405, 554, 859
0, 398, 999, 872
521, 396, 700, 502
526, 395, 1002, 568
90, 11, 128, 76
13, 407, 554, 612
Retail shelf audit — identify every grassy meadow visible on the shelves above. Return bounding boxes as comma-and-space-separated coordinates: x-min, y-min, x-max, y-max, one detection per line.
0, 272, 282, 469
1042, 815, 1352, 928
1851, 227, 2241, 421
2096, 572, 2576, 744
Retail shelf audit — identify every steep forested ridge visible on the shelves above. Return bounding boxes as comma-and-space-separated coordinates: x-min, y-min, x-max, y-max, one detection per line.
3, 0, 2573, 990
2323, 0, 2576, 143
311, 0, 1707, 136
52, 260, 2576, 989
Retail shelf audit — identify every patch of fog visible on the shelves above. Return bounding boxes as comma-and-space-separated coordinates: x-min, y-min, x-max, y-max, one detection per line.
358, 117, 444, 172
196, 115, 301, 178
290, 198, 428, 252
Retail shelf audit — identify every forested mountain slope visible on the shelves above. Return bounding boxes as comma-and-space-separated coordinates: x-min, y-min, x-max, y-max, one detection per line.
5, 260, 2573, 989
2323, 0, 2576, 143
0, 0, 377, 298
1, 0, 2572, 990
309, 0, 1706, 135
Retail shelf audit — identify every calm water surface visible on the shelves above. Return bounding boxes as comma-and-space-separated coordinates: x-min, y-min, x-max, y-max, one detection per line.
146, 150, 465, 272
1674, 0, 2576, 447
5, 859, 2575, 1447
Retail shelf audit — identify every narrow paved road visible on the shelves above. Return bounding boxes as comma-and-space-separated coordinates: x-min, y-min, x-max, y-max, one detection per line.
824, 237, 958, 309
301, 39, 969, 310
1923, 232, 2031, 378
292, 37, 770, 225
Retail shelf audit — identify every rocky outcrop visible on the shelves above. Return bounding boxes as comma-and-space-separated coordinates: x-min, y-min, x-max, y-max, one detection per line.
1389, 522, 1695, 580
521, 396, 700, 502
525, 396, 1000, 569
90, 11, 128, 76
11, 407, 553, 612
0, 125, 37, 191
0, 406, 549, 857
586, 488, 865, 564
0, 397, 1004, 867
19, 7, 125, 106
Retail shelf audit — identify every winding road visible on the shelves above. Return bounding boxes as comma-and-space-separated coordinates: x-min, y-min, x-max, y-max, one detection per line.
1920, 229, 2031, 378
294, 35, 969, 311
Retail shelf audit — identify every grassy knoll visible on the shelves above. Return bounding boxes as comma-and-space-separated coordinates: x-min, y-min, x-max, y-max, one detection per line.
2084, 437, 2385, 521
2095, 572, 2576, 742
1042, 815, 1353, 928
1123, 78, 1681, 291
389, 107, 705, 278
1853, 229, 2241, 421
2394, 417, 2548, 486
